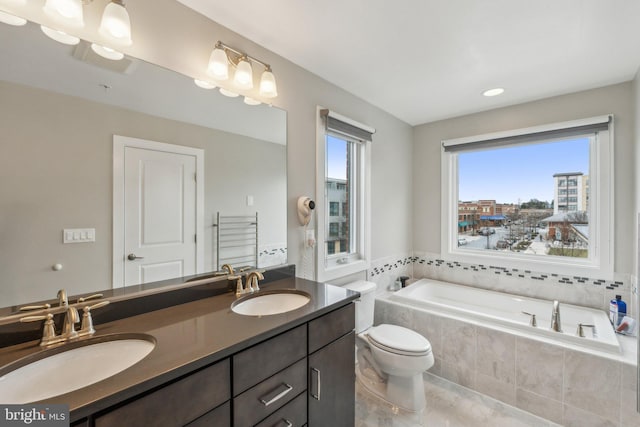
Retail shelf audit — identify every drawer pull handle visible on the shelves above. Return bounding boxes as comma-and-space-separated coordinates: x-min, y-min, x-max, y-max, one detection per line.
279, 419, 293, 427
259, 383, 293, 406
310, 367, 321, 401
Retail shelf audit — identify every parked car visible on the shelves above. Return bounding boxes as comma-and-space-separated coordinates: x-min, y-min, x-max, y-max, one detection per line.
480, 227, 495, 235
457, 238, 468, 246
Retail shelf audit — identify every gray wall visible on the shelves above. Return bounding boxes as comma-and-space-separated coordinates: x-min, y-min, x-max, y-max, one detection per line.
413, 82, 635, 276
0, 81, 286, 304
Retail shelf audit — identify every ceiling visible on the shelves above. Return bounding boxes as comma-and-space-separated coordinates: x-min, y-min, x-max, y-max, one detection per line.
177, 0, 640, 126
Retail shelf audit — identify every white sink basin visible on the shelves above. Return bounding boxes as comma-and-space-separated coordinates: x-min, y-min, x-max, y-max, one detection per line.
232, 290, 311, 316
0, 333, 155, 403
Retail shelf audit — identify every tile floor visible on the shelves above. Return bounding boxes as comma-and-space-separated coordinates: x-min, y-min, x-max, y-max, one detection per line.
355, 373, 560, 427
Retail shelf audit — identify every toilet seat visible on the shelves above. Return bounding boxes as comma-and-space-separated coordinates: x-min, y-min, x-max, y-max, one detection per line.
367, 324, 432, 357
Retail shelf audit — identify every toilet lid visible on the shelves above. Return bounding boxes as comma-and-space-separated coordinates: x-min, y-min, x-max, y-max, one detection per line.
367, 324, 431, 355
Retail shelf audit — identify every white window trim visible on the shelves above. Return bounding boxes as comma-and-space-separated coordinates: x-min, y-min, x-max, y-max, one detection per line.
315, 107, 371, 282
441, 116, 614, 279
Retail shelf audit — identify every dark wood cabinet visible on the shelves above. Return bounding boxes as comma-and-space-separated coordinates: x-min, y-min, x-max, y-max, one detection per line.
94, 359, 230, 427
308, 331, 355, 427
77, 302, 354, 426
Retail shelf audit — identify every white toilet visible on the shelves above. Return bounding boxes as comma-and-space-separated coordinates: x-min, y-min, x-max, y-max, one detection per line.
344, 280, 434, 412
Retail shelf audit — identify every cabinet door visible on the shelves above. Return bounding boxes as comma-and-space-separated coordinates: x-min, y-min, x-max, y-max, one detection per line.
94, 359, 230, 427
308, 331, 355, 427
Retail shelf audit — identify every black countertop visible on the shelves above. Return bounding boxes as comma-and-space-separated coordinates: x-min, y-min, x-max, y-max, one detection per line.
0, 277, 359, 421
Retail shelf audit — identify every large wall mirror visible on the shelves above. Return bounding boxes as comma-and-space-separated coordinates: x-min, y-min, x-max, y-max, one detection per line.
0, 21, 287, 311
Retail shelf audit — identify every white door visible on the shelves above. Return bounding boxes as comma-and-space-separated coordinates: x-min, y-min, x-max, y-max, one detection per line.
113, 136, 204, 287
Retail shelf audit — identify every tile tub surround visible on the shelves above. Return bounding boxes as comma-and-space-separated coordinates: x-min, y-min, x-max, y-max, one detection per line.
375, 297, 640, 427
369, 252, 635, 317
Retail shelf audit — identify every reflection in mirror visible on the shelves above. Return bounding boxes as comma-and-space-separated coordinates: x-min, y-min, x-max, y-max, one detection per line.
0, 21, 287, 310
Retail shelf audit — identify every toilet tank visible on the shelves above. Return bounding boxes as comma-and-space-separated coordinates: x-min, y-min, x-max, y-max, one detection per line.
343, 280, 377, 333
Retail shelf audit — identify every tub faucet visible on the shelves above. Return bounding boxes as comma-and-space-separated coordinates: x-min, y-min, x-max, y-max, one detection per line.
551, 300, 562, 332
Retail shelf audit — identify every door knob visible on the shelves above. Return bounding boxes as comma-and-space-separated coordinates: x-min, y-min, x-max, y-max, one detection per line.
127, 253, 144, 261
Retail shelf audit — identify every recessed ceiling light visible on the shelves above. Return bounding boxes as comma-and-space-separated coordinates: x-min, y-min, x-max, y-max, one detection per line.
482, 88, 504, 97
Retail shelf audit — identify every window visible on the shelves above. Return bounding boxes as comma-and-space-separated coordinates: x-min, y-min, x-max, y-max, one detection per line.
329, 202, 339, 216
316, 108, 373, 281
441, 115, 613, 278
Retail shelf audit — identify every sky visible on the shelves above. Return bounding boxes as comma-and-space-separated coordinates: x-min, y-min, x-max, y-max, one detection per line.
327, 135, 347, 179
458, 137, 590, 204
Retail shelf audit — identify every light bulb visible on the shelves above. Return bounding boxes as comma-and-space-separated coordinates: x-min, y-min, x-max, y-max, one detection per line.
41, 25, 80, 45
43, 0, 84, 28
99, 0, 132, 46
207, 46, 229, 81
482, 87, 504, 97
91, 43, 124, 61
259, 68, 278, 98
233, 57, 253, 90
0, 10, 26, 26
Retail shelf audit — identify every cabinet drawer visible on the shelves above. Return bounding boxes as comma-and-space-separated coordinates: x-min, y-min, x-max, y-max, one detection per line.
308, 303, 354, 353
255, 392, 306, 427
185, 401, 230, 427
95, 358, 230, 427
233, 324, 306, 394
233, 358, 307, 427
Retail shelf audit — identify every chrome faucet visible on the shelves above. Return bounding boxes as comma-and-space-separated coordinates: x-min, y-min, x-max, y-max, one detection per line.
246, 271, 264, 293
551, 300, 562, 332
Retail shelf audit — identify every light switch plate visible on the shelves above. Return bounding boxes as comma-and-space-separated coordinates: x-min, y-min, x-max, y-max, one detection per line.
63, 228, 95, 243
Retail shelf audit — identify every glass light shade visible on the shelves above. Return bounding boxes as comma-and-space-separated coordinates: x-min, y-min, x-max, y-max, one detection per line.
243, 96, 261, 106
91, 43, 124, 61
219, 88, 239, 98
43, 0, 84, 28
207, 47, 229, 81
0, 10, 26, 26
99, 1, 132, 46
41, 25, 80, 45
194, 79, 217, 89
233, 58, 253, 90
259, 70, 278, 98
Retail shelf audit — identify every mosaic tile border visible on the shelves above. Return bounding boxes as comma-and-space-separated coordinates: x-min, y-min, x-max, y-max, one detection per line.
370, 254, 628, 289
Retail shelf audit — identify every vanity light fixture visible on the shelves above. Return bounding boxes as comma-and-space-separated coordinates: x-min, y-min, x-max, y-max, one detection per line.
43, 0, 84, 28
98, 0, 132, 47
233, 56, 253, 90
40, 25, 80, 45
207, 40, 278, 99
219, 88, 239, 98
0, 10, 26, 26
243, 96, 261, 106
482, 87, 505, 97
194, 79, 217, 90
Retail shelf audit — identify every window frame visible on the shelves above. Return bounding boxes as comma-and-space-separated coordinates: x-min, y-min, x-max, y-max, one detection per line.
440, 115, 614, 278
315, 107, 372, 282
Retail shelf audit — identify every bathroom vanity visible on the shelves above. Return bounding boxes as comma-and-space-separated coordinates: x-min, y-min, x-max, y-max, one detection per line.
0, 276, 358, 427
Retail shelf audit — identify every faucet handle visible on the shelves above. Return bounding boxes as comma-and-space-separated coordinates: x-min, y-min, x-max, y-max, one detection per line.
19, 303, 51, 311
20, 313, 58, 346
230, 275, 246, 297
77, 293, 104, 303
522, 311, 537, 327
79, 301, 110, 336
